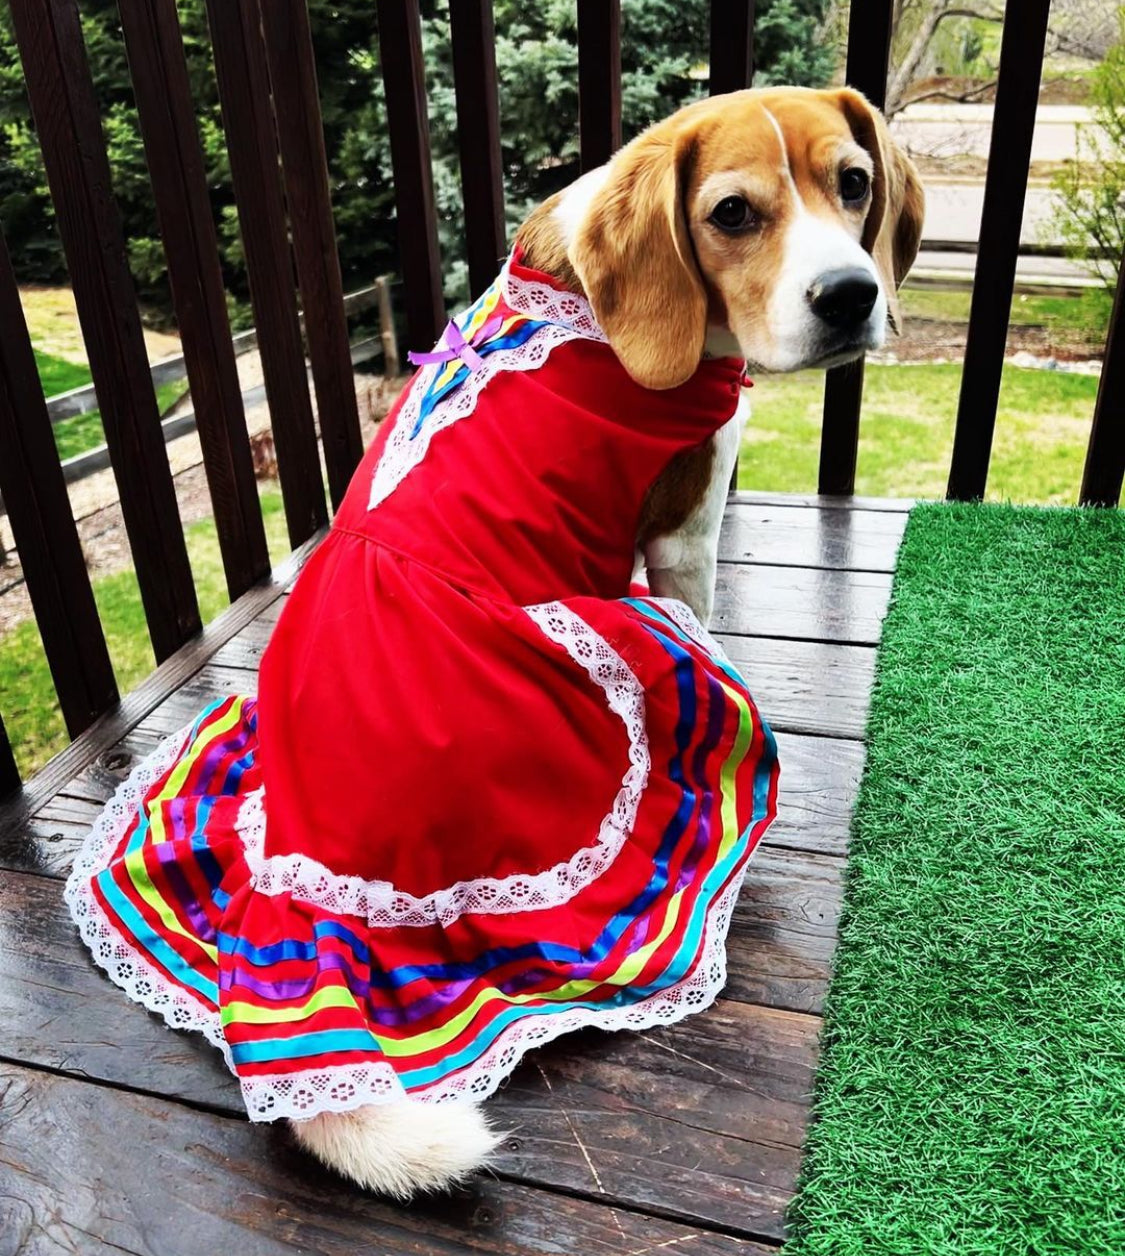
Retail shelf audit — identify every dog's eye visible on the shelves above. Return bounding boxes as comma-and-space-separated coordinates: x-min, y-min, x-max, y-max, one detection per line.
840, 168, 870, 204
709, 195, 757, 233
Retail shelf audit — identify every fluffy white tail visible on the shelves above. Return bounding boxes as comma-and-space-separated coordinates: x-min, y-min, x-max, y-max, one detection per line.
289, 1101, 501, 1199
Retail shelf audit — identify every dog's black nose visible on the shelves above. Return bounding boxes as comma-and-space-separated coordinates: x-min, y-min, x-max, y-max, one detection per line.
807, 268, 879, 330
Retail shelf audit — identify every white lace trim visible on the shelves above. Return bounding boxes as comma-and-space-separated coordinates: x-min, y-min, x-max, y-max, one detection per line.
65, 713, 752, 1123
236, 601, 648, 928
647, 596, 741, 674
367, 258, 607, 510
245, 865, 746, 1119
63, 723, 233, 1067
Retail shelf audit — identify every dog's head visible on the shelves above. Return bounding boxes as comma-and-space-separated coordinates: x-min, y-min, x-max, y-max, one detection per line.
544, 87, 924, 390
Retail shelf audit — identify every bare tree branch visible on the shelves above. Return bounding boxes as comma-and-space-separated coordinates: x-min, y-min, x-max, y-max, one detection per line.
887, 3, 1005, 115
900, 77, 999, 107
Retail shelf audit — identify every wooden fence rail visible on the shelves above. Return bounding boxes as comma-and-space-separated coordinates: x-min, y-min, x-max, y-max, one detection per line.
3, 0, 1125, 799
1081, 249, 1125, 507
206, 0, 328, 549
377, 0, 445, 353
577, 0, 622, 173
708, 0, 754, 97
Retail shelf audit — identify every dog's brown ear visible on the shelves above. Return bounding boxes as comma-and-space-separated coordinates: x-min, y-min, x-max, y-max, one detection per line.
834, 89, 925, 336
568, 129, 707, 390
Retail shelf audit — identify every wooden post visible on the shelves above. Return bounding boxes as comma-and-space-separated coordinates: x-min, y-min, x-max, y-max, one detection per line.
449, 0, 507, 298
947, 0, 1052, 501
1080, 248, 1125, 506
709, 0, 754, 95
376, 277, 401, 380
258, 0, 365, 511
204, 0, 329, 547
375, 0, 445, 353
0, 714, 19, 800
817, 0, 895, 497
577, 0, 622, 172
0, 231, 118, 740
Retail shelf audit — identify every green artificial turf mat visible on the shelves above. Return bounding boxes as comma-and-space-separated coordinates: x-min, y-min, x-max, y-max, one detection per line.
785, 502, 1125, 1256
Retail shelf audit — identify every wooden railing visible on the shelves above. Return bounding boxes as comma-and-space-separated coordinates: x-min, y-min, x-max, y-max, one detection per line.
3, 281, 390, 489
1, 0, 1124, 799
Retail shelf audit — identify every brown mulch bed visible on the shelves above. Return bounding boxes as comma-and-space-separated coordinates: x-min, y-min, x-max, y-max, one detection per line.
892, 318, 1104, 363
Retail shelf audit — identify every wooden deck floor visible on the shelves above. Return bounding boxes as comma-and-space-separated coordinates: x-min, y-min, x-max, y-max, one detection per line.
0, 492, 908, 1255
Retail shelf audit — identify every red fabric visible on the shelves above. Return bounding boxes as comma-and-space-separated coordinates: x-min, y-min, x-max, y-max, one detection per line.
259, 262, 744, 891
68, 256, 780, 1111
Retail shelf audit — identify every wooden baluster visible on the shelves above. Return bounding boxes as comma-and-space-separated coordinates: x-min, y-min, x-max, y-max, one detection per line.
577, 0, 622, 172
1080, 248, 1125, 506
709, 0, 756, 490
0, 714, 18, 800
817, 0, 895, 497
204, 0, 328, 547
947, 0, 1052, 501
116, 0, 270, 598
709, 0, 754, 95
0, 232, 119, 747
258, 0, 365, 510
375, 0, 445, 353
8, 0, 201, 661
450, 0, 507, 298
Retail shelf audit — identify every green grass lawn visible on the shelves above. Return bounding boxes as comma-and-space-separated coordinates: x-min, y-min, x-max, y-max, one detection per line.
740, 363, 1101, 504
786, 504, 1125, 1254
902, 286, 1112, 338
51, 379, 190, 461
35, 348, 91, 397
2, 488, 290, 776
33, 343, 189, 461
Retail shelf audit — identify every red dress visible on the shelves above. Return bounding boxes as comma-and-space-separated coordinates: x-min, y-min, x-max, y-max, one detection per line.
66, 253, 779, 1120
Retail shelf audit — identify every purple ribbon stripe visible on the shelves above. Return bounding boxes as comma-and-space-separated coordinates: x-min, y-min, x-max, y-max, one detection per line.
408, 314, 505, 374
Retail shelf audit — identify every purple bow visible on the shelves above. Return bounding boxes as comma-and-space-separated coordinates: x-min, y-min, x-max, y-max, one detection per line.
407, 314, 504, 373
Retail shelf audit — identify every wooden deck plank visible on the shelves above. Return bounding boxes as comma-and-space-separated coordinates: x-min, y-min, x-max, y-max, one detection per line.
713, 564, 893, 646
729, 490, 914, 513
489, 1003, 816, 1238
766, 730, 862, 858
719, 635, 875, 740
720, 502, 907, 572
1, 724, 858, 881
0, 862, 810, 1240
0, 1062, 774, 1255
246, 559, 896, 644
0, 496, 900, 1247
208, 623, 876, 741
0, 841, 843, 1024
0, 868, 237, 1109
726, 848, 843, 1014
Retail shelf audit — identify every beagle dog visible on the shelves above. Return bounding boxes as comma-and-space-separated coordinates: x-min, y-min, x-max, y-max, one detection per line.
518, 85, 923, 624
294, 85, 923, 1198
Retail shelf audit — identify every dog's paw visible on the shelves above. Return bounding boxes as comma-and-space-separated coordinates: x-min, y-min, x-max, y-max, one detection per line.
289, 1100, 502, 1200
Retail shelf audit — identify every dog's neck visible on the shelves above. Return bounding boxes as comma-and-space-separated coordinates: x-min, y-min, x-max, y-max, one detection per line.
513, 196, 586, 293
514, 168, 741, 365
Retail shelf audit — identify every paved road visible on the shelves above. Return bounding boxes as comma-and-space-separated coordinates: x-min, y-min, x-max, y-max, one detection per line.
891, 103, 1097, 164
921, 180, 1059, 247
892, 102, 1090, 251
912, 249, 1094, 288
